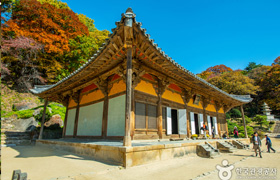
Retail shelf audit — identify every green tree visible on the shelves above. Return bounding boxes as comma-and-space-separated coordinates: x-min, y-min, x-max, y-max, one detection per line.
243, 62, 263, 75
252, 115, 269, 127
259, 64, 280, 114
244, 65, 272, 117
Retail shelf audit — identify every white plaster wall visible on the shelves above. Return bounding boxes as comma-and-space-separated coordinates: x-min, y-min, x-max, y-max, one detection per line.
65, 109, 76, 136
107, 95, 126, 136
77, 101, 104, 136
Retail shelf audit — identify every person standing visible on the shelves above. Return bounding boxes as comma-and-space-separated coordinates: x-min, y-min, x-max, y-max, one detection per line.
252, 132, 262, 158
233, 126, 239, 138
265, 135, 276, 153
200, 123, 207, 139
212, 126, 215, 139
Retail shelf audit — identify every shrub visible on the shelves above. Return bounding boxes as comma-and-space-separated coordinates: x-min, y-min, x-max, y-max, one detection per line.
240, 116, 252, 124
245, 116, 252, 124
191, 134, 198, 138
239, 133, 245, 138
12, 104, 18, 111
34, 108, 52, 123
226, 113, 231, 119
17, 110, 34, 119
227, 120, 238, 136
48, 103, 66, 120
229, 108, 242, 118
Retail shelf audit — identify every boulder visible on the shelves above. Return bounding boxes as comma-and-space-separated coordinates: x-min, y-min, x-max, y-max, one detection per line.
44, 114, 63, 127
13, 102, 37, 111
48, 107, 52, 114
33, 108, 43, 116
13, 117, 38, 131
53, 104, 64, 108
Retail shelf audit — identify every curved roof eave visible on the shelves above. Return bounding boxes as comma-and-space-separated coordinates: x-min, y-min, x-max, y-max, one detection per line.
30, 8, 253, 104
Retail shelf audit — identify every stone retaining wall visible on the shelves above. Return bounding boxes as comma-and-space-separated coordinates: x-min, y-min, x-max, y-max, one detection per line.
37, 138, 250, 168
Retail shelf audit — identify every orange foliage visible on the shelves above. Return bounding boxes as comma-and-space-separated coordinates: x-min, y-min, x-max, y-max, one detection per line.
206, 64, 233, 74
2, 0, 89, 54
273, 56, 280, 65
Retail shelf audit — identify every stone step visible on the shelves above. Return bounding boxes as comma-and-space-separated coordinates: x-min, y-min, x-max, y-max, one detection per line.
1, 139, 31, 146
197, 143, 220, 158
217, 141, 237, 153
2, 136, 31, 140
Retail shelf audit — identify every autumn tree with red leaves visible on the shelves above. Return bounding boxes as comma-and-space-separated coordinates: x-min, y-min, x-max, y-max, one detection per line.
2, 0, 108, 88
2, 36, 44, 90
3, 0, 88, 54
198, 64, 233, 80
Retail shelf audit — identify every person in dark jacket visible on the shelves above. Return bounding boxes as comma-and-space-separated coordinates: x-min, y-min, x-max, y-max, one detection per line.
265, 135, 276, 153
252, 132, 262, 158
212, 126, 215, 139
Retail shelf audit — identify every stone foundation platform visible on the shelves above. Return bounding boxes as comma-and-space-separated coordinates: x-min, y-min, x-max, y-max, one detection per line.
36, 138, 250, 167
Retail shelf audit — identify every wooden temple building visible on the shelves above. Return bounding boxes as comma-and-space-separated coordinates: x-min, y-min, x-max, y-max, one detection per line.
31, 8, 252, 147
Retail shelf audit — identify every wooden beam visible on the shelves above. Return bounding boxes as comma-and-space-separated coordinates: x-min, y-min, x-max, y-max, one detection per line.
117, 36, 124, 46
123, 47, 133, 147
240, 105, 248, 138
39, 98, 48, 140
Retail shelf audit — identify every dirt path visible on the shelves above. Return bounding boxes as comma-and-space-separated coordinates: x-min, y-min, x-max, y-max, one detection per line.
2, 138, 280, 180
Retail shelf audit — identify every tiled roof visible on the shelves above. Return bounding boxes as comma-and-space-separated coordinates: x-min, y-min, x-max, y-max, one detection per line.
30, 8, 252, 104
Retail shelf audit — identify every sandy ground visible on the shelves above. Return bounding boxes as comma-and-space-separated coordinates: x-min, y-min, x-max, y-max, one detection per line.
2, 138, 280, 180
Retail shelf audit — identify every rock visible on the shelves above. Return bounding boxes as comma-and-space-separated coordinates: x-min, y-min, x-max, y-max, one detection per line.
48, 107, 52, 114
33, 108, 43, 116
13, 102, 37, 111
53, 104, 64, 108
13, 117, 38, 131
44, 114, 63, 127
11, 114, 18, 120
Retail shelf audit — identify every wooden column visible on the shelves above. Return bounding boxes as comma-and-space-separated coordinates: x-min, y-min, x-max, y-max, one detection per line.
62, 106, 69, 137
203, 109, 207, 124
186, 108, 191, 138
181, 89, 193, 138
123, 48, 132, 146
240, 105, 248, 138
214, 101, 222, 137
62, 96, 69, 137
201, 96, 210, 135
39, 98, 48, 140
102, 93, 109, 138
216, 112, 221, 137
73, 91, 81, 137
131, 88, 135, 139
156, 79, 168, 139
157, 95, 163, 139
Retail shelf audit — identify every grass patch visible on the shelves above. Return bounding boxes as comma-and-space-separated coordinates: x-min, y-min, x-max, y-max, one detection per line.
2, 102, 66, 121
2, 109, 35, 119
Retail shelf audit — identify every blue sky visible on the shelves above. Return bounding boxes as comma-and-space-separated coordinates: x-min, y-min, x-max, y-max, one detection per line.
63, 0, 280, 74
